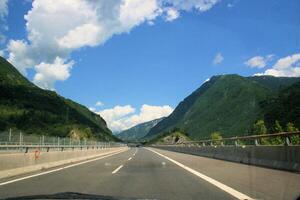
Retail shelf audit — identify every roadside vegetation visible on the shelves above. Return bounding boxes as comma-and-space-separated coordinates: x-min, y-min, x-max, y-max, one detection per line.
147, 128, 191, 145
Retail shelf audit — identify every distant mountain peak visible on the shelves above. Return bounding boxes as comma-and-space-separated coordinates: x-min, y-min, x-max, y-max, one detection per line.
117, 117, 165, 141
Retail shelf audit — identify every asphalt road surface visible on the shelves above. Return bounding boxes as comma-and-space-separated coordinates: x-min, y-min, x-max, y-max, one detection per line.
0, 147, 299, 200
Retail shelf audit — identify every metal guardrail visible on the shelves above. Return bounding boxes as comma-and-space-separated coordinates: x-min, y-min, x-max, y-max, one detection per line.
154, 131, 300, 146
0, 142, 126, 153
0, 129, 126, 152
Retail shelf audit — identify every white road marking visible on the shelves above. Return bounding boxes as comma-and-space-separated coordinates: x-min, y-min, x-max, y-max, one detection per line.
161, 162, 166, 166
0, 148, 128, 186
128, 157, 132, 161
112, 165, 123, 174
133, 148, 138, 156
147, 148, 254, 200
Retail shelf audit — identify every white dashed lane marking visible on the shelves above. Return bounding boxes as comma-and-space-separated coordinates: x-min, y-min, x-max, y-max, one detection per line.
112, 165, 123, 174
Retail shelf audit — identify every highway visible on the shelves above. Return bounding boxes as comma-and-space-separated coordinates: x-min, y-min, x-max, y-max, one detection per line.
0, 147, 299, 200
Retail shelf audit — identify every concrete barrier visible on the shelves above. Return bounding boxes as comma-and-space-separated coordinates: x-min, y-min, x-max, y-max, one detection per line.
0, 147, 128, 179
153, 145, 300, 172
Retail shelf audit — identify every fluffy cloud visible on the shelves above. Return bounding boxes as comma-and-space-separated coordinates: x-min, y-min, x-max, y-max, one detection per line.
119, 0, 161, 29
6, 0, 219, 89
213, 53, 224, 65
98, 105, 136, 130
33, 57, 74, 89
254, 53, 300, 77
165, 7, 180, 21
89, 107, 96, 112
162, 0, 219, 12
7, 40, 34, 74
98, 104, 173, 132
95, 101, 104, 107
245, 55, 273, 68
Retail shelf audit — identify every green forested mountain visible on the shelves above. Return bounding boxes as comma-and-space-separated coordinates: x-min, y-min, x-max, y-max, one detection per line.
146, 74, 300, 140
262, 81, 300, 132
0, 56, 118, 141
117, 117, 164, 141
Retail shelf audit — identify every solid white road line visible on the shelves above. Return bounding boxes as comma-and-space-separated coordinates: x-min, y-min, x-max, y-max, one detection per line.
146, 148, 254, 200
0, 148, 128, 186
112, 165, 123, 174
128, 157, 132, 161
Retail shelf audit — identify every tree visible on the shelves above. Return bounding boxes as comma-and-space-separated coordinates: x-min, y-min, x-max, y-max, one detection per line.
253, 120, 268, 145
270, 120, 284, 145
211, 131, 222, 145
253, 120, 267, 135
286, 122, 299, 132
286, 122, 300, 145
274, 120, 283, 133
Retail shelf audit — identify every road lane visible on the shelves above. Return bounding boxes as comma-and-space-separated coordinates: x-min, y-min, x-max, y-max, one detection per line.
147, 148, 252, 200
0, 148, 128, 186
151, 147, 300, 200
0, 148, 134, 198
0, 147, 235, 200
101, 147, 235, 200
0, 147, 298, 200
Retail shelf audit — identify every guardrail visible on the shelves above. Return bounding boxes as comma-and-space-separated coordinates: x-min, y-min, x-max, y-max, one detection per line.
0, 129, 126, 152
153, 131, 300, 146
0, 143, 126, 153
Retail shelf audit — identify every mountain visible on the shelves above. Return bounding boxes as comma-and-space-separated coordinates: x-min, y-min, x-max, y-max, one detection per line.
262, 81, 300, 131
146, 74, 300, 140
0, 56, 118, 141
117, 118, 164, 141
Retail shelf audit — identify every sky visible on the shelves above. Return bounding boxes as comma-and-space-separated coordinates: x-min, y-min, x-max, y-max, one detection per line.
0, 0, 299, 133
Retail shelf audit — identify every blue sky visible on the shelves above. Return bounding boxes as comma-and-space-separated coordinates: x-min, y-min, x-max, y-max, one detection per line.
0, 0, 299, 132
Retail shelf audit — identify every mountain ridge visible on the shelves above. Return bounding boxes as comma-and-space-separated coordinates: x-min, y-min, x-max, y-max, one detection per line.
0, 56, 118, 141
117, 117, 164, 141
146, 74, 300, 140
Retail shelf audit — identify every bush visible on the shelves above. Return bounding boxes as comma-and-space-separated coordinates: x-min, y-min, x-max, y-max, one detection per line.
286, 122, 300, 145
211, 131, 222, 145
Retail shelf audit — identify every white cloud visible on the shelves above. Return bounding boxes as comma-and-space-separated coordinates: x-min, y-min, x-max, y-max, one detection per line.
89, 107, 96, 112
33, 57, 74, 89
98, 105, 136, 130
0, 0, 8, 43
162, 0, 219, 12
95, 101, 104, 107
255, 53, 300, 77
0, 0, 8, 19
213, 53, 224, 65
97, 104, 173, 132
245, 55, 273, 68
7, 40, 35, 75
165, 7, 180, 21
7, 0, 219, 89
119, 0, 161, 29
57, 23, 102, 49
